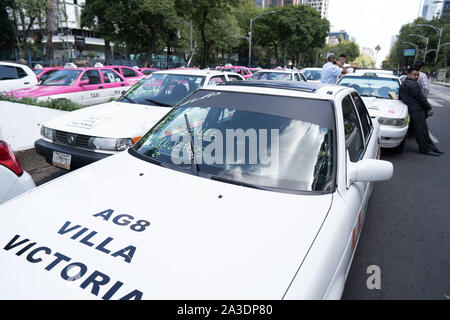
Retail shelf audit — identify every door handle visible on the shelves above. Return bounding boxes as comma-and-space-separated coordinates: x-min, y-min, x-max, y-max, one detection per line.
121, 84, 125, 86
99, 86, 103, 89
24, 82, 30, 85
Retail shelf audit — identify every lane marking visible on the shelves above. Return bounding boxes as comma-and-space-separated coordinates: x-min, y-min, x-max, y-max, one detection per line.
428, 99, 445, 108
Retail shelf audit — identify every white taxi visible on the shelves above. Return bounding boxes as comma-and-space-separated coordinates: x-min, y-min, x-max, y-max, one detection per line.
249, 68, 307, 82
35, 69, 244, 170
337, 73, 409, 153
0, 81, 392, 299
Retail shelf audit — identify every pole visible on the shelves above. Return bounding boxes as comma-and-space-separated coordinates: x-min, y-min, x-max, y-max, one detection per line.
434, 28, 443, 68
248, 19, 253, 68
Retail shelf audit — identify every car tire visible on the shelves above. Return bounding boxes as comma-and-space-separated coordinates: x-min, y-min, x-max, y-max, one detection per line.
392, 137, 406, 154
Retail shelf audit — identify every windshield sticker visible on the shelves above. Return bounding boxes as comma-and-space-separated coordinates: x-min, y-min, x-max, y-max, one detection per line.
67, 116, 110, 129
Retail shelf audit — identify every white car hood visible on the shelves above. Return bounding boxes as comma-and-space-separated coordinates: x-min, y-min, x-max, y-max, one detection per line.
0, 151, 333, 299
44, 101, 171, 138
361, 97, 408, 119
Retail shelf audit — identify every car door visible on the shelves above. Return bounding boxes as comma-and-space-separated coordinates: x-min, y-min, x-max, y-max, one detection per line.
338, 94, 374, 261
101, 69, 128, 100
0, 65, 33, 92
80, 70, 104, 105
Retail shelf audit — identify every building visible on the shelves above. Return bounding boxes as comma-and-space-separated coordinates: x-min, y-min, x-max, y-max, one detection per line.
420, 0, 446, 20
16, 0, 108, 62
255, 0, 329, 18
328, 30, 350, 45
443, 0, 450, 16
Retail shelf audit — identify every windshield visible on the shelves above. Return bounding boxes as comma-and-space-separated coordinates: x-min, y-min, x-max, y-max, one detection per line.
250, 72, 292, 81
338, 76, 400, 99
119, 73, 206, 107
40, 70, 82, 86
132, 90, 335, 194
303, 70, 322, 81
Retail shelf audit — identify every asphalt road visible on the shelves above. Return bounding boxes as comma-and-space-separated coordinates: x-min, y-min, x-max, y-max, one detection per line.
342, 82, 450, 300
16, 82, 450, 300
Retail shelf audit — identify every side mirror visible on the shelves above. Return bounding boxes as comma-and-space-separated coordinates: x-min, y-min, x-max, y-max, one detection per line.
347, 152, 393, 188
121, 90, 126, 95
79, 79, 89, 86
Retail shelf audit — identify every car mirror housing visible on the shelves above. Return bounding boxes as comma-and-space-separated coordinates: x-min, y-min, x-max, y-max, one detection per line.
80, 80, 89, 86
347, 153, 393, 188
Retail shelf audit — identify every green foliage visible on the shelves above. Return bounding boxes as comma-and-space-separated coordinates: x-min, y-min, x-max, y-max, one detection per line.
0, 94, 84, 111
327, 40, 360, 62
0, 0, 17, 52
354, 54, 375, 68
389, 16, 450, 69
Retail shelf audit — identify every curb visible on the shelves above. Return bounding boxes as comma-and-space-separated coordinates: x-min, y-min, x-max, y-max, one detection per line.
430, 81, 450, 87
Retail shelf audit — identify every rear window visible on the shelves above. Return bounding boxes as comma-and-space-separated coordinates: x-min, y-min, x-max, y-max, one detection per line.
0, 65, 19, 80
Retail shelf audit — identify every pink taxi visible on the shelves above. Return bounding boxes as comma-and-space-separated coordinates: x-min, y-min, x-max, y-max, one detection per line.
216, 65, 253, 79
9, 67, 131, 106
103, 65, 145, 85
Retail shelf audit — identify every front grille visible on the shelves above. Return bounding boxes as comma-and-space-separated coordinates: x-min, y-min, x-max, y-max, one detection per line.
54, 130, 92, 149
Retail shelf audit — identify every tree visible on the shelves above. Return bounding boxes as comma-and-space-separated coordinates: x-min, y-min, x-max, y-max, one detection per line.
375, 44, 381, 66
44, 0, 58, 65
354, 54, 375, 68
0, 0, 17, 57
15, 0, 46, 43
177, 0, 241, 68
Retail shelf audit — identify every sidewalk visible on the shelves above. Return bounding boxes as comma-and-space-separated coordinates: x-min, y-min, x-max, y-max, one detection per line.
430, 81, 450, 87
0, 101, 67, 151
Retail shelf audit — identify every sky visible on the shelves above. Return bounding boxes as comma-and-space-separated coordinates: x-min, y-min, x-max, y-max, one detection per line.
327, 0, 423, 66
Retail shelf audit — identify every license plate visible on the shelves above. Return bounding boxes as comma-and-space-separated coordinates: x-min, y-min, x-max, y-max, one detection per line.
52, 151, 71, 170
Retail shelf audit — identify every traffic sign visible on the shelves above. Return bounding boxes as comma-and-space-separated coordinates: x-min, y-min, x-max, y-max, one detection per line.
403, 49, 416, 57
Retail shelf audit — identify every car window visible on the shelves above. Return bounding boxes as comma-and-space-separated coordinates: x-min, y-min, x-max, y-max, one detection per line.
300, 73, 307, 81
134, 90, 336, 193
0, 65, 19, 80
114, 68, 121, 74
338, 76, 400, 100
102, 69, 122, 83
122, 67, 138, 78
120, 73, 206, 107
303, 70, 321, 81
227, 75, 242, 81
82, 70, 101, 85
39, 70, 58, 82
16, 67, 28, 79
41, 70, 82, 86
242, 68, 250, 76
342, 95, 364, 162
351, 92, 373, 142
294, 73, 301, 81
208, 76, 226, 86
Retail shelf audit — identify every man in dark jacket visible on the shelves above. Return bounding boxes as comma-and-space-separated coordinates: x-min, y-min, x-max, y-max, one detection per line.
399, 67, 443, 156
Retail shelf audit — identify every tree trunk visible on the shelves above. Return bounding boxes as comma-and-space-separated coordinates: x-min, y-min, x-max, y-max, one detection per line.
273, 42, 279, 65
44, 0, 58, 66
104, 39, 112, 64
200, 7, 208, 68
143, 18, 161, 68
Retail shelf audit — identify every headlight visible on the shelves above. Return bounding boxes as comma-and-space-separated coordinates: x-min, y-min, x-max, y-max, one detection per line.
90, 137, 134, 151
40, 126, 55, 140
377, 117, 407, 127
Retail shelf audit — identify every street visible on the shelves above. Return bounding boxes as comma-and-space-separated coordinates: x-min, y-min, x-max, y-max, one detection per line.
15, 82, 450, 300
342, 82, 450, 299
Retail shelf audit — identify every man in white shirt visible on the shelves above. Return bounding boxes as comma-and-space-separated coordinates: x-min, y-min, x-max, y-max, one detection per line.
320, 55, 352, 84
415, 62, 430, 98
338, 54, 355, 74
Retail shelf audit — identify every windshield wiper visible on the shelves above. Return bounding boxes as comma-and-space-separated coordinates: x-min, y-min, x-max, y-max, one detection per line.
122, 96, 136, 104
184, 113, 200, 176
210, 176, 265, 190
145, 98, 173, 108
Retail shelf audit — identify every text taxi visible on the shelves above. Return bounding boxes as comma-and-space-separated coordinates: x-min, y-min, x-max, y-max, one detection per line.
0, 81, 393, 299
9, 67, 131, 106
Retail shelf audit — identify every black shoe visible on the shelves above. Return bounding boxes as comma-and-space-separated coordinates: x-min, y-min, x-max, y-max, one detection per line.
432, 148, 444, 155
423, 151, 440, 157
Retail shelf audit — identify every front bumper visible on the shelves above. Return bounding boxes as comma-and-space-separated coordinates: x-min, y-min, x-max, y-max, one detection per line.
379, 125, 409, 148
34, 139, 112, 170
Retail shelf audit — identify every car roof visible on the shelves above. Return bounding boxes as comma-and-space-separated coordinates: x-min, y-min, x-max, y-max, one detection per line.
342, 72, 399, 80
204, 80, 349, 100
154, 69, 240, 77
301, 68, 322, 71
0, 61, 32, 69
254, 69, 298, 74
